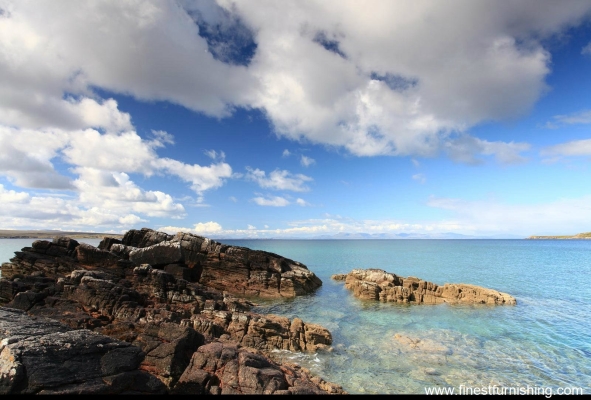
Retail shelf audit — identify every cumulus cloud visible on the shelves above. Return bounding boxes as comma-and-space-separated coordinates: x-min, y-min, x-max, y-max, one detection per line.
0, 1, 256, 123
582, 42, 591, 56
155, 157, 233, 195
300, 155, 315, 167
252, 195, 290, 207
0, 106, 232, 230
228, 0, 590, 158
3, 1, 588, 162
160, 221, 223, 235
0, 183, 149, 230
245, 167, 312, 191
282, 149, 291, 157
0, 126, 73, 189
73, 168, 186, 218
296, 198, 310, 206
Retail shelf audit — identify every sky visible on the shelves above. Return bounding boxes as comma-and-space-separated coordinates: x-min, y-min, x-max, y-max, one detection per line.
1, 0, 591, 239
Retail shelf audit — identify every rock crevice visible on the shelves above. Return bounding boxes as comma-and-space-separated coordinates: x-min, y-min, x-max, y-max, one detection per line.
0, 228, 344, 395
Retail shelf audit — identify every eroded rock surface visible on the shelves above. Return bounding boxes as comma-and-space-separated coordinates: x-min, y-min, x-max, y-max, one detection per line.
0, 308, 167, 395
2, 228, 322, 299
0, 229, 344, 394
332, 268, 516, 305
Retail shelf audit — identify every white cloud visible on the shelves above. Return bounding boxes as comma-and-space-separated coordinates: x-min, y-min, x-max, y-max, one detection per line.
0, 107, 232, 229
245, 167, 312, 191
0, 184, 30, 203
444, 135, 530, 165
194, 221, 223, 234
155, 157, 233, 195
169, 194, 591, 237
149, 130, 175, 148
160, 221, 223, 235
229, 196, 238, 202
426, 195, 591, 236
0, 126, 73, 189
230, 0, 588, 159
252, 195, 290, 207
204, 149, 225, 160
247, 224, 256, 230
0, 183, 150, 230
296, 198, 310, 206
0, 1, 256, 124
73, 168, 186, 218
412, 173, 426, 184
541, 139, 591, 157
3, 1, 587, 162
282, 149, 291, 157
300, 155, 315, 167
582, 42, 591, 56
553, 109, 591, 125
64, 129, 158, 174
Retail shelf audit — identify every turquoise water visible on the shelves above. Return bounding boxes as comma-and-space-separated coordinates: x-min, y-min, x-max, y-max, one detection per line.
1, 238, 590, 394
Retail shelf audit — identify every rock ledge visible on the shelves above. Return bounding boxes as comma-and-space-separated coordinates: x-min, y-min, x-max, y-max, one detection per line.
332, 268, 516, 305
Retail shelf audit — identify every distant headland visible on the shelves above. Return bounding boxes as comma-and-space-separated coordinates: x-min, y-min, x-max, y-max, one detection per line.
0, 229, 123, 239
526, 232, 591, 240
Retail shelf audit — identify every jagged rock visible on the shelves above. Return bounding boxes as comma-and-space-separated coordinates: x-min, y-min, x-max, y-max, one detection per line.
0, 239, 80, 280
129, 241, 183, 267
98, 237, 122, 251
0, 230, 343, 395
332, 268, 516, 305
121, 228, 173, 248
0, 308, 167, 394
85, 229, 323, 299
76, 243, 120, 269
131, 323, 205, 388
172, 342, 346, 394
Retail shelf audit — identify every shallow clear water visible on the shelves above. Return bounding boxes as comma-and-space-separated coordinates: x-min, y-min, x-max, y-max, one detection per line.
1, 238, 590, 394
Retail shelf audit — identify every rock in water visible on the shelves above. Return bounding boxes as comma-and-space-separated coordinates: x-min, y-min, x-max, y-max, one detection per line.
0, 228, 345, 394
332, 268, 516, 305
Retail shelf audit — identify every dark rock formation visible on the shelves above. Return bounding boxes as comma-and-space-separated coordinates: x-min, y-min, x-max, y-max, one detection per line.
0, 308, 167, 395
0, 228, 345, 394
332, 268, 516, 305
173, 342, 343, 395
3, 228, 322, 299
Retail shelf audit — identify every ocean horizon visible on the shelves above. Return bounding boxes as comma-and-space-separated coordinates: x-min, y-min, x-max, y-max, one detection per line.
1, 238, 589, 394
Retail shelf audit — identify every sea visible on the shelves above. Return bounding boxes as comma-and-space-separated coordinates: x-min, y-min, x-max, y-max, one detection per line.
1, 238, 590, 395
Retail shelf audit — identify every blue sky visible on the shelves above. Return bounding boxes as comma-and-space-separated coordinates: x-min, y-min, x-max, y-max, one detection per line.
1, 0, 591, 238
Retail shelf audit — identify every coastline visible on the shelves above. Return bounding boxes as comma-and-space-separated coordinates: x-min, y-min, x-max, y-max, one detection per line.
0, 230, 122, 240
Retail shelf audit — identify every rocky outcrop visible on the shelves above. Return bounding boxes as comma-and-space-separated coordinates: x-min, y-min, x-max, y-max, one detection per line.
0, 308, 167, 395
2, 228, 322, 299
0, 229, 344, 394
0, 307, 344, 395
173, 342, 343, 395
332, 268, 516, 305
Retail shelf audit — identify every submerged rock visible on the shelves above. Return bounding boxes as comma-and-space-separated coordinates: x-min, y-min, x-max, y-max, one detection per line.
332, 268, 516, 305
